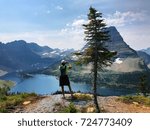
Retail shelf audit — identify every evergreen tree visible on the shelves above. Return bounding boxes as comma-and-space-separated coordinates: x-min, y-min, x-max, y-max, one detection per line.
139, 74, 148, 96
75, 7, 116, 112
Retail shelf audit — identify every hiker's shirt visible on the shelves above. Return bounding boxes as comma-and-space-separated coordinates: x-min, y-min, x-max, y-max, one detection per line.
59, 65, 71, 76
59, 64, 71, 86
59, 65, 68, 76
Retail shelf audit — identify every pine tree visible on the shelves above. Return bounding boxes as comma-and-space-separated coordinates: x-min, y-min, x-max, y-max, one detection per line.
75, 7, 116, 112
139, 74, 148, 96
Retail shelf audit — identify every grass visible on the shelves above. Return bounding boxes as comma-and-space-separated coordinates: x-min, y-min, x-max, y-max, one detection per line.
0, 93, 38, 112
0, 87, 10, 97
0, 80, 39, 112
73, 93, 93, 100
54, 102, 78, 113
119, 95, 150, 106
60, 103, 78, 113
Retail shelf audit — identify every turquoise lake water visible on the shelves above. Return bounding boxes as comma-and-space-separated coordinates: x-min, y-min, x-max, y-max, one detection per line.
6, 74, 137, 96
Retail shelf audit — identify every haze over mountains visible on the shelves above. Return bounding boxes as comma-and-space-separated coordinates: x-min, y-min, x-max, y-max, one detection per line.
0, 26, 149, 77
141, 48, 150, 55
137, 51, 150, 69
35, 26, 149, 87
104, 27, 148, 72
77, 26, 149, 73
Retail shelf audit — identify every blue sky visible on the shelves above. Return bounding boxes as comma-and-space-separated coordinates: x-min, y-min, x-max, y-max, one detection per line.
0, 0, 150, 50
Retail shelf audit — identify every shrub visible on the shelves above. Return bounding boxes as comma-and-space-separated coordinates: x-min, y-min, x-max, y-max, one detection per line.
119, 95, 150, 106
73, 93, 93, 100
61, 103, 78, 113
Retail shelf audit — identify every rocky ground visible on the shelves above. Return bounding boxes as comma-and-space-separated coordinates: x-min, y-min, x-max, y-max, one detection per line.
14, 94, 150, 113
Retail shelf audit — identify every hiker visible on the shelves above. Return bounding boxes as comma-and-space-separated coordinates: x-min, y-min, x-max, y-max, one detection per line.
59, 60, 73, 99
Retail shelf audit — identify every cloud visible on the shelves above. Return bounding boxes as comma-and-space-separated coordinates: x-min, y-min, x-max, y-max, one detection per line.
1, 14, 149, 51
55, 5, 63, 10
71, 19, 87, 28
51, 19, 86, 50
104, 10, 150, 50
0, 29, 84, 50
105, 11, 147, 27
0, 18, 87, 50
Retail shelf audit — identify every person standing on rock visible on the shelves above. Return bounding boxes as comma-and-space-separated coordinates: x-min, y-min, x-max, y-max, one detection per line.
59, 60, 73, 99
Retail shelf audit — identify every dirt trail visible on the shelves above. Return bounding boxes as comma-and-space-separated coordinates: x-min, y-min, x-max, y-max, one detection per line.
14, 94, 150, 113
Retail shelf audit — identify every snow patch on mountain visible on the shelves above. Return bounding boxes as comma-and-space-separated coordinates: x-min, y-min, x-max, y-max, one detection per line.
42, 53, 49, 56
115, 58, 123, 64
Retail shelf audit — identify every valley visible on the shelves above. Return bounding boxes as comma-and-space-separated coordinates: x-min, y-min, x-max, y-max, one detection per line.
0, 26, 150, 97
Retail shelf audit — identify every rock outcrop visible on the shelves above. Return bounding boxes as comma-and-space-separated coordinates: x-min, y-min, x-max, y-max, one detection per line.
104, 26, 147, 72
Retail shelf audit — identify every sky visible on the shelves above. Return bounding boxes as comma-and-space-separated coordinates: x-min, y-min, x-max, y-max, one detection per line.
0, 0, 150, 50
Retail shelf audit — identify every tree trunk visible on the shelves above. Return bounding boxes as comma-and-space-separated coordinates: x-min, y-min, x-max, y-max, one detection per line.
93, 46, 100, 113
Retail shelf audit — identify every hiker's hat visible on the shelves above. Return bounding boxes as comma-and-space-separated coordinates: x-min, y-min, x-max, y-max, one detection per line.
61, 60, 66, 64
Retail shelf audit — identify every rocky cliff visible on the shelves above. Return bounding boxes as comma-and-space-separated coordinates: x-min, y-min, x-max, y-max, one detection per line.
105, 26, 148, 72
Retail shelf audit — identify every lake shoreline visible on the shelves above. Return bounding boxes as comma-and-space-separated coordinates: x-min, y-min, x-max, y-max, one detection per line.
1, 73, 139, 96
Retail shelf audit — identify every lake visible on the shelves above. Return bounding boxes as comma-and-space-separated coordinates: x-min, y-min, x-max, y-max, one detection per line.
2, 74, 138, 96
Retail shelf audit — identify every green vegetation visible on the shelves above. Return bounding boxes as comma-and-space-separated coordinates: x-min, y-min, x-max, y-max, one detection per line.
0, 87, 10, 99
119, 95, 150, 106
0, 79, 38, 113
61, 103, 78, 113
53, 93, 94, 113
54, 102, 78, 113
0, 80, 14, 88
70, 70, 150, 87
74, 7, 116, 112
73, 93, 93, 100
139, 74, 149, 96
0, 93, 38, 112
0, 80, 14, 99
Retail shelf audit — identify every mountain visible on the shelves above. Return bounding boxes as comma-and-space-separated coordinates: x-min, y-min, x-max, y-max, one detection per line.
105, 27, 138, 58
18, 41, 74, 59
141, 47, 150, 55
1, 27, 149, 86
81, 26, 148, 72
27, 42, 53, 55
0, 40, 51, 71
41, 48, 74, 58
79, 27, 149, 86
44, 26, 148, 74
43, 26, 149, 87
137, 51, 150, 68
0, 40, 74, 73
105, 27, 148, 72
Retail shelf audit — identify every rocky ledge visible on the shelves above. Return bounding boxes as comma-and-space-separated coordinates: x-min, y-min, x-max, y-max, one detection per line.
14, 94, 150, 113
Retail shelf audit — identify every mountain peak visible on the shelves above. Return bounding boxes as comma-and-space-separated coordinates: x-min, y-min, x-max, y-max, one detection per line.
11, 40, 27, 44
7, 40, 27, 47
107, 26, 124, 43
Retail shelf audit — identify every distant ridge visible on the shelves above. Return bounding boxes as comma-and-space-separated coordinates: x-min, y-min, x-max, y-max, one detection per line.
0, 40, 74, 72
